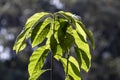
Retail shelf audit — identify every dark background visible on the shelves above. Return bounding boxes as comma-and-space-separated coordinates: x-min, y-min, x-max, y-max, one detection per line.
0, 0, 120, 80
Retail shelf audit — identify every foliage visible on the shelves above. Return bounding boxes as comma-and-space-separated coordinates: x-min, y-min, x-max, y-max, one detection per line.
13, 11, 94, 80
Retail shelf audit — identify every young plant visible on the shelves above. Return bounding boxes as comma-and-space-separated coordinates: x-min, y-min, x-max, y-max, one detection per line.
13, 11, 95, 80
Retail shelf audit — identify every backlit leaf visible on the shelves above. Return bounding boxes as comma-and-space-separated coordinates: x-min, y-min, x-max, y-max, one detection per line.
25, 12, 49, 29
13, 11, 94, 80
13, 29, 28, 53
31, 18, 53, 47
76, 22, 87, 41
60, 56, 81, 80
74, 47, 91, 72
77, 21, 95, 49
72, 30, 90, 58
58, 11, 95, 49
67, 28, 91, 72
29, 69, 47, 80
54, 45, 63, 60
28, 45, 49, 80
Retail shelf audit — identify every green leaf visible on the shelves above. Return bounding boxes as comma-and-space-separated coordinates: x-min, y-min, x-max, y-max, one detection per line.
29, 69, 47, 80
58, 11, 95, 49
31, 17, 53, 47
65, 75, 74, 80
74, 47, 91, 72
67, 27, 91, 72
24, 12, 51, 39
57, 21, 69, 51
25, 12, 49, 29
62, 33, 74, 51
73, 30, 91, 72
60, 56, 81, 80
68, 56, 81, 80
45, 25, 54, 50
57, 11, 73, 22
61, 11, 81, 22
88, 29, 95, 49
13, 12, 50, 53
53, 24, 63, 59
77, 21, 95, 49
54, 45, 63, 60
54, 20, 60, 31
13, 11, 94, 80
76, 22, 87, 41
13, 29, 28, 53
53, 20, 60, 43
28, 45, 49, 80
57, 11, 76, 28
50, 35, 58, 55
72, 30, 90, 57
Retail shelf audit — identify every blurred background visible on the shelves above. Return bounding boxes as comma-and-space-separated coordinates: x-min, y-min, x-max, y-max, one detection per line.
0, 0, 120, 80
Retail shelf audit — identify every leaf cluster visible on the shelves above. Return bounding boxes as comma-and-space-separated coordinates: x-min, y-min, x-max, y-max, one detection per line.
13, 11, 94, 80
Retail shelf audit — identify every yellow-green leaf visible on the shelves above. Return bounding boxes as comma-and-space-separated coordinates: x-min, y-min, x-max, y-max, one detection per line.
60, 56, 81, 80
68, 29, 91, 72
28, 45, 49, 79
13, 29, 28, 53
74, 47, 91, 72
77, 21, 95, 49
25, 12, 49, 29
72, 30, 90, 57
31, 18, 53, 47
76, 22, 87, 41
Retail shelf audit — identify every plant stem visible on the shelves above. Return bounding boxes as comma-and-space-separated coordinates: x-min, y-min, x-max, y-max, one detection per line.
50, 14, 56, 80
66, 51, 70, 77
51, 53, 53, 80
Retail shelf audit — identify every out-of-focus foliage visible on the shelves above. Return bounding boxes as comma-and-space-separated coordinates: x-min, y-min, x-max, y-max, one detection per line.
0, 0, 120, 80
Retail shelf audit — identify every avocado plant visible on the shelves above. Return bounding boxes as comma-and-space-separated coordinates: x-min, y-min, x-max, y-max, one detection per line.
13, 11, 95, 80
